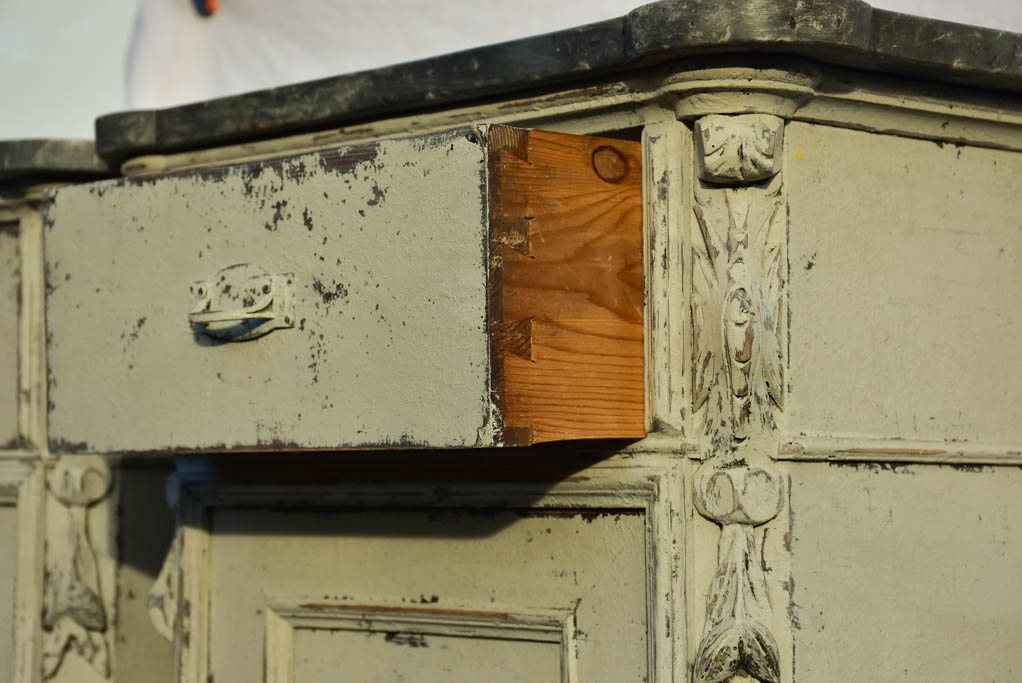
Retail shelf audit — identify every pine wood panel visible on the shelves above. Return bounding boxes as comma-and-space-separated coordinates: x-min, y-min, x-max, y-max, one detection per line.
489, 126, 645, 445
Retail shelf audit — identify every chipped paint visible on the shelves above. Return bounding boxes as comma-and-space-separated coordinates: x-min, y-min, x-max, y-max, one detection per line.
0, 224, 20, 447
45, 129, 497, 453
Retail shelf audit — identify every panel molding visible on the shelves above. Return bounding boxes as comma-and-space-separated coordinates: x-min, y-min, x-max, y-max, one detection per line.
642, 121, 689, 435
0, 454, 43, 683
169, 454, 686, 683
264, 599, 578, 683
778, 435, 1022, 466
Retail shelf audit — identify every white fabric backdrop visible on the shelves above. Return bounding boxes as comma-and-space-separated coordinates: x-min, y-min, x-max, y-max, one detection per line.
125, 0, 1022, 110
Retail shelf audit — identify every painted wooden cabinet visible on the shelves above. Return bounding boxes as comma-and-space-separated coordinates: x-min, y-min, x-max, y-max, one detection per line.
5, 1, 1022, 681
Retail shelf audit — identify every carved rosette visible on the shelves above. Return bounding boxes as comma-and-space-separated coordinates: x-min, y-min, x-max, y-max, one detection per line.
690, 114, 787, 683
42, 463, 113, 680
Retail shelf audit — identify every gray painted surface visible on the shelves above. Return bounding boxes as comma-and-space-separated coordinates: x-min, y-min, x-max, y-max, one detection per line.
790, 463, 1022, 680
786, 122, 1022, 445
44, 130, 495, 453
210, 506, 648, 682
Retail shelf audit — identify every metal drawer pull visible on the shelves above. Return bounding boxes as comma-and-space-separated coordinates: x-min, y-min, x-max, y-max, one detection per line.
189, 264, 295, 341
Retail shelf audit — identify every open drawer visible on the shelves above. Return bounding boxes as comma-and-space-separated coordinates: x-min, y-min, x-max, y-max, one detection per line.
44, 126, 644, 453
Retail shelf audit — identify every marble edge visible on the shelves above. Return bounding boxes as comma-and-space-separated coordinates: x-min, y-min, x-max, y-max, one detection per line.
0, 139, 111, 180
95, 0, 1022, 161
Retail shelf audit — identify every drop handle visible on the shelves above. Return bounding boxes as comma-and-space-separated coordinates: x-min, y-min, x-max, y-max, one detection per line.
189, 264, 295, 341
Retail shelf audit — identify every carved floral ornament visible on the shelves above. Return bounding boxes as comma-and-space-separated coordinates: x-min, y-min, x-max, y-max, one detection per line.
689, 113, 787, 683
42, 462, 113, 680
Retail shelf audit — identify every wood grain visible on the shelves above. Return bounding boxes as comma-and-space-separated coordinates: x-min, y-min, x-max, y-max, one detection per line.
489, 126, 645, 445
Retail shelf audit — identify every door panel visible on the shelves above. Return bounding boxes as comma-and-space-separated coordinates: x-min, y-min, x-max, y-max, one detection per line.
208, 507, 648, 682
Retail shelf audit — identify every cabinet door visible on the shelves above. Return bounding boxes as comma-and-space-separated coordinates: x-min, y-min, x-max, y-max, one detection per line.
44, 127, 644, 454
173, 459, 683, 683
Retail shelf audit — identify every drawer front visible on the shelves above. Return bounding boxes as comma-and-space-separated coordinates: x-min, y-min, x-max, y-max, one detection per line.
45, 127, 645, 453
46, 130, 493, 453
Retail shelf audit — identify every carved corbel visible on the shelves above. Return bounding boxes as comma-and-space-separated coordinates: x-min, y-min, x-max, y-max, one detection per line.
42, 461, 113, 680
689, 113, 787, 683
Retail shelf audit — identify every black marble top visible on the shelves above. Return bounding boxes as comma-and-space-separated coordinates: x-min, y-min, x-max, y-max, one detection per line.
95, 0, 1022, 162
0, 139, 110, 182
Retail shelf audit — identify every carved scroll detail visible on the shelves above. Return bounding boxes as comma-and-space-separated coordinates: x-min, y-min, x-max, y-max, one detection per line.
42, 463, 112, 680
690, 114, 786, 683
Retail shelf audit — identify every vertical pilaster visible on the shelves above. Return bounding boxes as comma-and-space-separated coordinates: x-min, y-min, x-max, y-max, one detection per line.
41, 458, 114, 681
642, 121, 689, 435
687, 114, 788, 683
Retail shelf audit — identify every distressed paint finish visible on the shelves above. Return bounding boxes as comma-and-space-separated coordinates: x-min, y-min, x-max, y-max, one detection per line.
209, 508, 647, 682
165, 454, 685, 683
12, 37, 1022, 683
284, 614, 564, 683
0, 457, 44, 683
785, 123, 1022, 447
0, 466, 21, 678
788, 463, 1022, 680
689, 114, 787, 683
642, 121, 689, 435
0, 224, 19, 449
41, 459, 114, 680
45, 130, 496, 453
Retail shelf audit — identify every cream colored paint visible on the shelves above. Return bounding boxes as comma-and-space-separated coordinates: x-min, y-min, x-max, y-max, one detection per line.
45, 131, 494, 453
42, 456, 117, 683
0, 228, 19, 448
169, 456, 685, 683
113, 466, 175, 683
789, 462, 1022, 681
265, 600, 575, 683
209, 507, 647, 682
786, 122, 1022, 446
0, 501, 17, 676
292, 625, 561, 682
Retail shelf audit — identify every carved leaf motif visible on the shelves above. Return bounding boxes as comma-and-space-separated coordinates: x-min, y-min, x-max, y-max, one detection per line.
693, 617, 781, 683
691, 176, 785, 453
694, 523, 780, 683
695, 114, 784, 184
691, 113, 787, 683
42, 464, 111, 680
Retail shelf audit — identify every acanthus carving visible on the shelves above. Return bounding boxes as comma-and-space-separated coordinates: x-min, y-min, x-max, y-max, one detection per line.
690, 114, 786, 683
42, 462, 113, 680
695, 114, 784, 185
